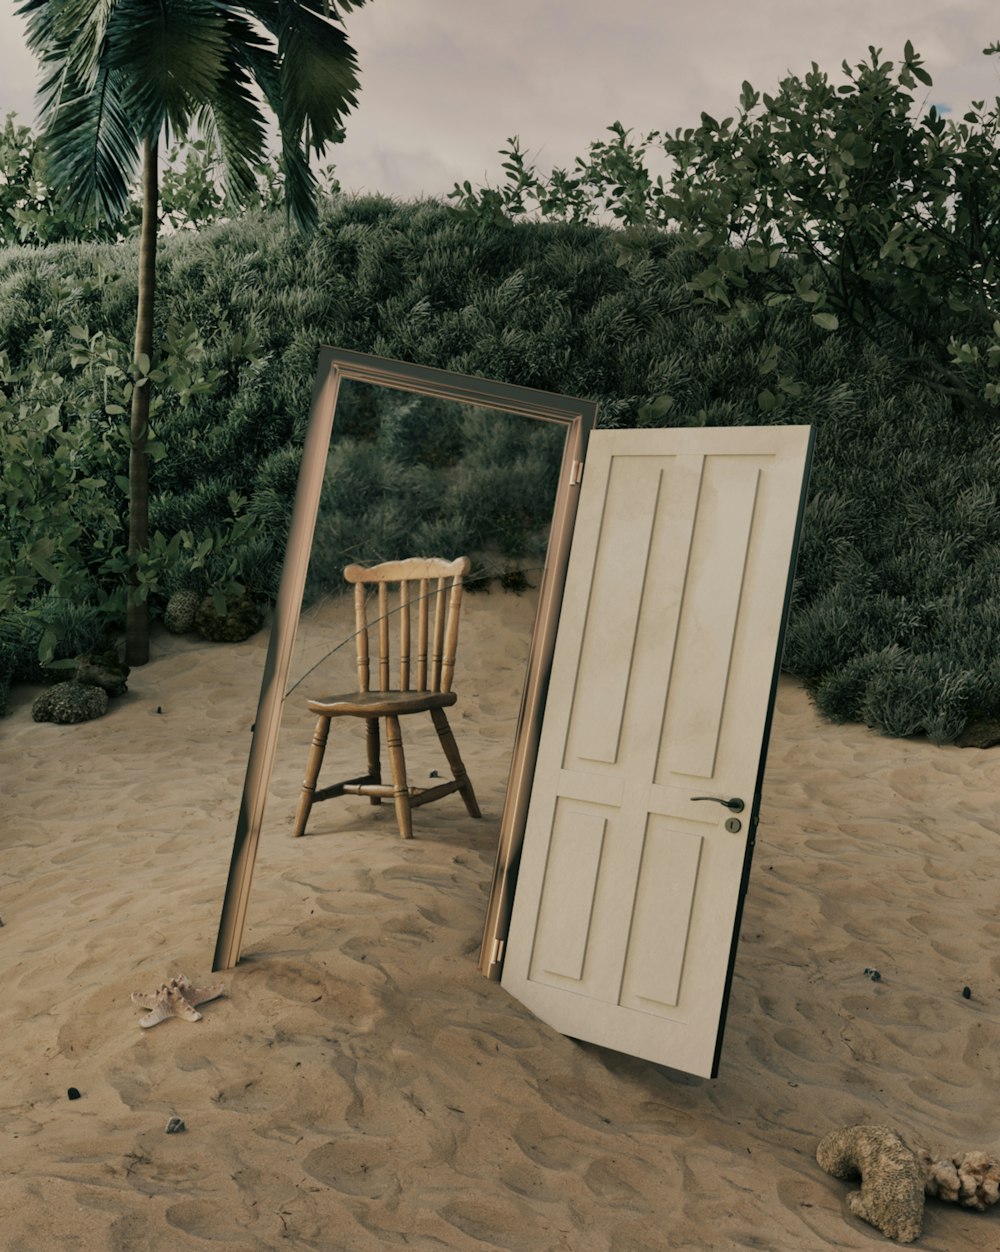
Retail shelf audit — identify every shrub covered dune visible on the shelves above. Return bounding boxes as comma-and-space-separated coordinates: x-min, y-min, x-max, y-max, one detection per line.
1, 193, 998, 742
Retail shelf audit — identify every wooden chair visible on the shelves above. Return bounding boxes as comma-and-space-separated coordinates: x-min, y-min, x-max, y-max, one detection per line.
292, 556, 482, 840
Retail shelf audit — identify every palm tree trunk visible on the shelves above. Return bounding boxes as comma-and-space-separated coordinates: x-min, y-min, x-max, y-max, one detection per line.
125, 134, 158, 666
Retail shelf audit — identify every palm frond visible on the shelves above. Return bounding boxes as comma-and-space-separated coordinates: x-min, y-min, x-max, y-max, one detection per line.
232, 0, 362, 150
61, 0, 116, 90
17, 0, 75, 117
278, 133, 319, 232
275, 1, 362, 152
43, 63, 140, 220
104, 0, 228, 138
199, 58, 271, 204
247, 0, 362, 231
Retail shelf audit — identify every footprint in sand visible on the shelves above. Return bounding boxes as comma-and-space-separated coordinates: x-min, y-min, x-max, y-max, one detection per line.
438, 1196, 540, 1250
303, 1137, 398, 1199
165, 1199, 249, 1243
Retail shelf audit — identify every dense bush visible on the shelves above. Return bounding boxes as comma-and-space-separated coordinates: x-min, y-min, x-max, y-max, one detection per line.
2, 194, 999, 739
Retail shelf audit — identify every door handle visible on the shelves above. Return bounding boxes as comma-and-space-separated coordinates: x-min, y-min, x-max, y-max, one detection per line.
691, 795, 745, 813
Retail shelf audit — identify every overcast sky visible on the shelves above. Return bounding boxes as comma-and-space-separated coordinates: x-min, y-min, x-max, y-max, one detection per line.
1, 1, 998, 205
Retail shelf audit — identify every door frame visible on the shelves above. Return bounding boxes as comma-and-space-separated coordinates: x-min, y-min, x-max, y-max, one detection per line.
213, 346, 599, 971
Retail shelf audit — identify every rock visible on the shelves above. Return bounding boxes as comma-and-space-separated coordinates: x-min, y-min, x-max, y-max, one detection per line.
195, 595, 262, 643
163, 589, 202, 635
32, 681, 109, 724
73, 650, 129, 697
817, 1123, 924, 1243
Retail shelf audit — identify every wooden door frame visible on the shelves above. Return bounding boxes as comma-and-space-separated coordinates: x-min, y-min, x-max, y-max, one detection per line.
212, 346, 599, 972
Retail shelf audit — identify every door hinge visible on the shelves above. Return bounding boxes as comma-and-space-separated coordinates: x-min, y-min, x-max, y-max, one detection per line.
569, 459, 584, 486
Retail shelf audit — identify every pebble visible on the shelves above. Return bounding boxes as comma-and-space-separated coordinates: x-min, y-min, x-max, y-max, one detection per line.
864, 967, 881, 982
67, 1087, 81, 1100
962, 986, 972, 1000
165, 1116, 186, 1134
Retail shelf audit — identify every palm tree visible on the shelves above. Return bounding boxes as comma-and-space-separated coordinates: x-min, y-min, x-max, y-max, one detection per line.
18, 0, 368, 664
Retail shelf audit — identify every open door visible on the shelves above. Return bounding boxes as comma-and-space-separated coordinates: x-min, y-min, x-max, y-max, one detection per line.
499, 425, 814, 1078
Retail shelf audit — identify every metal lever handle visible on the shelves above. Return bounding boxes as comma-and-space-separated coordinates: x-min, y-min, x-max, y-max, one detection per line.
691, 795, 745, 813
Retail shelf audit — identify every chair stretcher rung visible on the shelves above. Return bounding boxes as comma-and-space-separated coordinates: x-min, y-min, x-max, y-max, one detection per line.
313, 775, 379, 803
408, 780, 463, 808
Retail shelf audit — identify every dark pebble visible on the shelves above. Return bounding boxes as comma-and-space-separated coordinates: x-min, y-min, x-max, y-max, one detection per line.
864, 967, 881, 982
962, 986, 972, 999
67, 1087, 81, 1100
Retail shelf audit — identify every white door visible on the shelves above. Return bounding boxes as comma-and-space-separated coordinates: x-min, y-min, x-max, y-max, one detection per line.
501, 426, 813, 1078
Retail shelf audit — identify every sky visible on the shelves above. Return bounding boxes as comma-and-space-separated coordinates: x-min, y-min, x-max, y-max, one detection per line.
1, 0, 998, 206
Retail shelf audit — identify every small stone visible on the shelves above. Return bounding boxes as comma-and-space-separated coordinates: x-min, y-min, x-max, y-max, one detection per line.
67, 1087, 81, 1100
962, 986, 972, 999
864, 967, 881, 982
165, 1116, 186, 1134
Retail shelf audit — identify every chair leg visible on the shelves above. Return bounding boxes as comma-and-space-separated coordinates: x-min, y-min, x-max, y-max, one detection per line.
429, 706, 481, 818
365, 717, 382, 805
384, 714, 413, 839
293, 714, 331, 837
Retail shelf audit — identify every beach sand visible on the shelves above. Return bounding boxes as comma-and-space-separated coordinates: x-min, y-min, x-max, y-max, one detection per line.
1, 585, 998, 1250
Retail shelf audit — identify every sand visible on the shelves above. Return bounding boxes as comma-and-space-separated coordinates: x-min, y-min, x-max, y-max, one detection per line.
1, 585, 998, 1251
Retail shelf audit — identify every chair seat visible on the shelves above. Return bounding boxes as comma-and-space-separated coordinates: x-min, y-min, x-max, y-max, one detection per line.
307, 689, 459, 718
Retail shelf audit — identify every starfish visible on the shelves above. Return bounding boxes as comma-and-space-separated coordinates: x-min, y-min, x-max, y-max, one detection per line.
130, 974, 226, 1029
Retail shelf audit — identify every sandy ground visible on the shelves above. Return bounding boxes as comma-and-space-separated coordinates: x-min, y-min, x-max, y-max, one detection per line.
1, 585, 998, 1251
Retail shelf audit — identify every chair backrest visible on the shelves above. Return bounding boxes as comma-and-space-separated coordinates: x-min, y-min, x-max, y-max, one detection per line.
343, 556, 471, 694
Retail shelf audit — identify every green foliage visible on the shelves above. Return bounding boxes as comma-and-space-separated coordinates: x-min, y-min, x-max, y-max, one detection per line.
0, 270, 253, 666
2, 187, 1000, 740
0, 113, 121, 245
448, 44, 1000, 408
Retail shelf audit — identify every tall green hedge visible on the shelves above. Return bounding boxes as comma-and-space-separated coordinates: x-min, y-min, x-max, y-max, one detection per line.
2, 195, 998, 741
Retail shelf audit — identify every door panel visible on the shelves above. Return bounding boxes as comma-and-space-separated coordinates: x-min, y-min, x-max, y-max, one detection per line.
501, 426, 813, 1078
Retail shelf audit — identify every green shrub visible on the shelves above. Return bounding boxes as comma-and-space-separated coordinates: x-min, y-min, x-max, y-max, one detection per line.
859, 651, 980, 745
3, 193, 1000, 740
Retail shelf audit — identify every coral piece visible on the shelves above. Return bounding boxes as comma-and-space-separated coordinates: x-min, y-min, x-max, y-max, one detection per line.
195, 594, 262, 643
31, 681, 108, 724
817, 1123, 924, 1243
920, 1148, 1000, 1211
131, 974, 225, 1028
73, 650, 129, 697
163, 589, 202, 635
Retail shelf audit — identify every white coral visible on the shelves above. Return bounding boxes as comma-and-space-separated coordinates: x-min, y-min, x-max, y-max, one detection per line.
921, 1148, 1000, 1211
